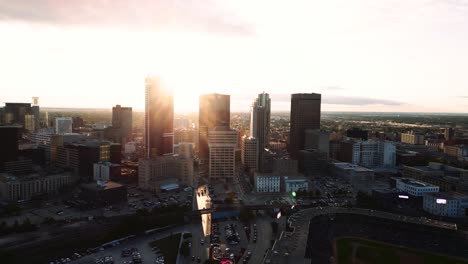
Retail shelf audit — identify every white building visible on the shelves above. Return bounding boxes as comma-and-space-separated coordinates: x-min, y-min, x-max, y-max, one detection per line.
208, 127, 237, 181
93, 162, 120, 181
0, 172, 73, 201
241, 136, 258, 171
254, 173, 280, 192
55, 117, 73, 134
395, 178, 439, 196
139, 155, 194, 191
351, 141, 396, 168
423, 192, 468, 218
284, 176, 309, 193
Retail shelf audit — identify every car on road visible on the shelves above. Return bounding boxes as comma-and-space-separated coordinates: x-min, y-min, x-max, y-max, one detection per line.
200, 239, 204, 245
192, 256, 195, 261
197, 256, 201, 263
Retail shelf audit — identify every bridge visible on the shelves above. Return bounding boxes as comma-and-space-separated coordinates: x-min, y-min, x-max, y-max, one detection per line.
187, 203, 295, 217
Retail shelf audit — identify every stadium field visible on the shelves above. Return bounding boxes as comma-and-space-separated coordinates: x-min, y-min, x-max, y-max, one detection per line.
335, 236, 468, 264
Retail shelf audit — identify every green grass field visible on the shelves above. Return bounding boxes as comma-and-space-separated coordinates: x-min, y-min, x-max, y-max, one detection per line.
335, 237, 468, 264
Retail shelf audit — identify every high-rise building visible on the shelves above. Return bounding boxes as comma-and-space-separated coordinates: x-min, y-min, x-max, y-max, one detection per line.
241, 136, 258, 172
250, 92, 271, 171
32, 97, 40, 131
24, 114, 35, 132
199, 94, 230, 162
145, 77, 174, 158
444, 128, 455, 141
304, 129, 330, 155
30, 131, 63, 164
0, 126, 20, 170
57, 141, 120, 182
3, 103, 33, 128
112, 104, 133, 144
350, 140, 396, 168
208, 126, 237, 181
55, 117, 73, 134
289, 93, 321, 158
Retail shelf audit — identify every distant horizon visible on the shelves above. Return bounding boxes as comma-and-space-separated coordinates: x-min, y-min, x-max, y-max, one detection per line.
34, 106, 468, 115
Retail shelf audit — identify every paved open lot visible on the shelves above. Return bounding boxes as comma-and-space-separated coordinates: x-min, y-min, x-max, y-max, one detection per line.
69, 225, 189, 264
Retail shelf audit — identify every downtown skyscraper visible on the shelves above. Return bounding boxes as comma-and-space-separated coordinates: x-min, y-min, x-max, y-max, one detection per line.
145, 77, 174, 158
198, 93, 230, 163
289, 93, 321, 159
250, 92, 271, 171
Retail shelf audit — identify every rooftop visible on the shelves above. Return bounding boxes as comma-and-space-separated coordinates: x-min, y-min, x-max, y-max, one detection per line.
425, 192, 468, 200
81, 181, 124, 191
334, 162, 374, 172
397, 178, 436, 188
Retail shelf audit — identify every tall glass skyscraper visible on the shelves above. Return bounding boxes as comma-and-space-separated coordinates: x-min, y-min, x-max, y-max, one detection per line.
145, 77, 174, 158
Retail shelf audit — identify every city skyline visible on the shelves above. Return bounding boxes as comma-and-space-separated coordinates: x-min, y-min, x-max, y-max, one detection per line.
1, 1, 468, 113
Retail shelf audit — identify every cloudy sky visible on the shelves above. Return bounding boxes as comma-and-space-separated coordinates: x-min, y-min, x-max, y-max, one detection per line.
1, 0, 468, 112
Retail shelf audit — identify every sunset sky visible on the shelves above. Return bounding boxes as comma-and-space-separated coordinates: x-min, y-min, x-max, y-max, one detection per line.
1, 0, 468, 113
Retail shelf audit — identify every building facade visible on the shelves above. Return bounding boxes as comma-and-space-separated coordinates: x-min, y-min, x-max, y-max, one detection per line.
350, 140, 396, 168
289, 93, 321, 158
403, 163, 468, 193
401, 131, 425, 145
199, 93, 230, 162
284, 176, 309, 193
145, 77, 174, 158
423, 192, 468, 218
254, 173, 281, 192
112, 104, 133, 144
208, 127, 237, 181
250, 92, 271, 171
138, 155, 194, 191
0, 172, 73, 201
55, 117, 73, 134
395, 178, 439, 196
241, 136, 258, 172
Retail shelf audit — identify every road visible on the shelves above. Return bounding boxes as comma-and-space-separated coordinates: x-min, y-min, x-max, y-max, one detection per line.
248, 216, 274, 264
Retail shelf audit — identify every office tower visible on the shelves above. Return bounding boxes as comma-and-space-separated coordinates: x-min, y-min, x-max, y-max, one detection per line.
32, 97, 40, 131
0, 126, 20, 170
3, 103, 33, 128
289, 93, 321, 158
198, 93, 230, 162
30, 131, 63, 164
24, 114, 35, 132
145, 77, 174, 158
304, 129, 330, 155
57, 141, 120, 182
241, 136, 258, 172
112, 104, 133, 144
55, 117, 73, 134
444, 128, 454, 141
208, 126, 237, 181
250, 92, 271, 171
